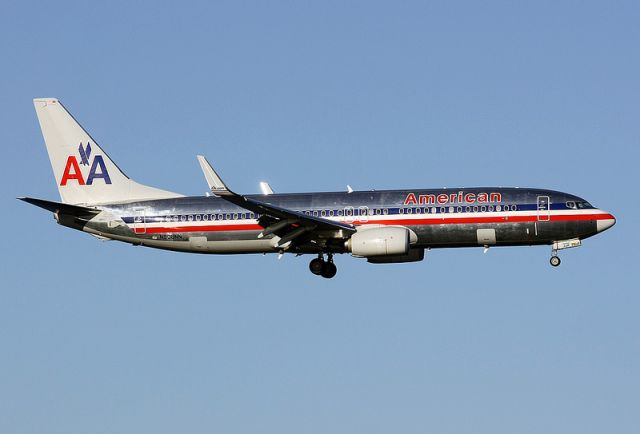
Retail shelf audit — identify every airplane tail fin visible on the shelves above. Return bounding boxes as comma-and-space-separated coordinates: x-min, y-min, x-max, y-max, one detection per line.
33, 98, 182, 205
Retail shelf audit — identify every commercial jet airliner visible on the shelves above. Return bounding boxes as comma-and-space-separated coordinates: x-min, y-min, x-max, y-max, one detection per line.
20, 98, 616, 278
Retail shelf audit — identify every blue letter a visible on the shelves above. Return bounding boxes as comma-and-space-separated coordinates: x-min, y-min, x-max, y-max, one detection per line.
86, 155, 112, 184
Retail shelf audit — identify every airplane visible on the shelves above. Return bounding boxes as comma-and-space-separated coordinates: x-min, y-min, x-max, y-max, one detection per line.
20, 98, 616, 278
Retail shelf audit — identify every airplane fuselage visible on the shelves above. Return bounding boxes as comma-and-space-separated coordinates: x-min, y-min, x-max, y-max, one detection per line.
63, 187, 614, 257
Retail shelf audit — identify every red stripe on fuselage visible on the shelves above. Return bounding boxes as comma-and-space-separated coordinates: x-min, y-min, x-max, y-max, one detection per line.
132, 213, 614, 234
140, 223, 264, 234
362, 212, 615, 227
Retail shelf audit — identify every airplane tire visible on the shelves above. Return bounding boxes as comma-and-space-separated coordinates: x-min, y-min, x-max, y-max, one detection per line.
321, 262, 337, 279
550, 256, 561, 267
309, 258, 325, 275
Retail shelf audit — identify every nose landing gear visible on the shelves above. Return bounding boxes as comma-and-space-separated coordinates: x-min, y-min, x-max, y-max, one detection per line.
548, 239, 581, 267
309, 253, 337, 278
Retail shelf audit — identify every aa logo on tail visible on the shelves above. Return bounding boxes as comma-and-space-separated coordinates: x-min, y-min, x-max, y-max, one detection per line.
60, 142, 112, 186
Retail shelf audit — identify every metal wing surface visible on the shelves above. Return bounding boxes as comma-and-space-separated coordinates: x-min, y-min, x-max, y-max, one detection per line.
197, 156, 356, 249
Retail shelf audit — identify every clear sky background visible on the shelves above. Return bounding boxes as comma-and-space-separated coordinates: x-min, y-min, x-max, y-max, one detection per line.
1, 1, 638, 433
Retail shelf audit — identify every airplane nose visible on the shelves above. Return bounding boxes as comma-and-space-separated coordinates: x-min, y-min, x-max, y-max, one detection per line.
596, 212, 616, 233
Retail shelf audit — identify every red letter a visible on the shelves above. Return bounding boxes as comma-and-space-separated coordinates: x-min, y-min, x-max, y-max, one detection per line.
60, 156, 85, 186
404, 193, 417, 205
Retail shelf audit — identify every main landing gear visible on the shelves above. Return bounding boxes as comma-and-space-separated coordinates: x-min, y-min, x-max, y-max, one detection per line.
309, 253, 337, 279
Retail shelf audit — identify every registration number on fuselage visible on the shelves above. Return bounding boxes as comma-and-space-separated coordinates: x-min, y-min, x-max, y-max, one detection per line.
154, 234, 186, 241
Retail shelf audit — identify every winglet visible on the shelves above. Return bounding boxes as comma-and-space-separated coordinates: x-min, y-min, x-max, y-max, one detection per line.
197, 155, 231, 195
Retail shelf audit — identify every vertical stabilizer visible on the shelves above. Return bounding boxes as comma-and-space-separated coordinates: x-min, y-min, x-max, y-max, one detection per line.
33, 98, 182, 205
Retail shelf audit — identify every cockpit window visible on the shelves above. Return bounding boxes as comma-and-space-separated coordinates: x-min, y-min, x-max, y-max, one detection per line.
566, 201, 577, 209
577, 201, 593, 209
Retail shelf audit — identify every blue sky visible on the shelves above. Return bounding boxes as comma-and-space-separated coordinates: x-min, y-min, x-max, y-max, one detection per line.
1, 1, 638, 433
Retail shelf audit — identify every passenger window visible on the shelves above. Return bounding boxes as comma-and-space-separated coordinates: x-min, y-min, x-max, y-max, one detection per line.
196, 214, 201, 221
321, 210, 326, 217
488, 205, 494, 212
457, 206, 462, 213
383, 208, 388, 215
481, 206, 486, 212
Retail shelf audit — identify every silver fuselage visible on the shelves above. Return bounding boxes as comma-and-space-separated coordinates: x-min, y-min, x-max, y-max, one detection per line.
60, 187, 615, 255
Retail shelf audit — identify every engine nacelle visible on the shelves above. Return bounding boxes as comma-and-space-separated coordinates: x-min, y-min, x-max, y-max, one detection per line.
348, 227, 410, 257
367, 248, 425, 264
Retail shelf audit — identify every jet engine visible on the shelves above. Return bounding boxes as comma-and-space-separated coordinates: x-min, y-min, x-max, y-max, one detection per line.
347, 227, 410, 257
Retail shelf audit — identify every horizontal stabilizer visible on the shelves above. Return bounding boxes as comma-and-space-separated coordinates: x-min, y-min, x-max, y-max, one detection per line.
18, 197, 101, 217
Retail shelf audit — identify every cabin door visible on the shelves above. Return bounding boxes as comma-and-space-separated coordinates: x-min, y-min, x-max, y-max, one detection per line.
133, 208, 146, 234
536, 196, 550, 221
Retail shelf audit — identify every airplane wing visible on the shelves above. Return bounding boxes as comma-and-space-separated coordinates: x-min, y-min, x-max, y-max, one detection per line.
197, 156, 356, 250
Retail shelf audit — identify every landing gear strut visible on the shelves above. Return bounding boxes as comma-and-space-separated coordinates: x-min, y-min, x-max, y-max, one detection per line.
550, 246, 561, 267
309, 253, 337, 278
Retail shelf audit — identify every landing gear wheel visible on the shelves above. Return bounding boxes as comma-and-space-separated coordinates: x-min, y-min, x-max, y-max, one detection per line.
309, 258, 324, 275
321, 261, 337, 279
550, 256, 561, 267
